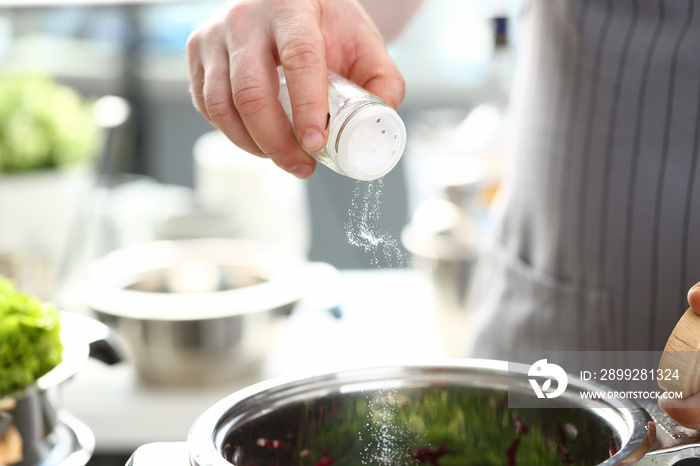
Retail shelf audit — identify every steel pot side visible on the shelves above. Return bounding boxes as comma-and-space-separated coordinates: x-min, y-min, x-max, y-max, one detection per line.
1, 312, 122, 466
128, 359, 659, 466
85, 239, 336, 387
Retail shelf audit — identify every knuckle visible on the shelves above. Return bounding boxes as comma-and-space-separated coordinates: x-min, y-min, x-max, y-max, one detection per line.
187, 12, 221, 51
203, 89, 236, 122
224, 2, 250, 27
231, 82, 268, 117
185, 31, 199, 54
222, 2, 260, 38
190, 90, 205, 114
265, 145, 289, 160
206, 100, 232, 120
279, 40, 323, 72
291, 98, 316, 112
263, 141, 300, 165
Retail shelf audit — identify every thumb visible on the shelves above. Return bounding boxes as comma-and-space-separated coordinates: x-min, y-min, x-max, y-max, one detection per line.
659, 391, 700, 430
688, 281, 700, 315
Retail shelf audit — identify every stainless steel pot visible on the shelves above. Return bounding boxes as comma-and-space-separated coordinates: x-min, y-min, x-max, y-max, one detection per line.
124, 359, 700, 466
0, 312, 121, 466
86, 239, 337, 386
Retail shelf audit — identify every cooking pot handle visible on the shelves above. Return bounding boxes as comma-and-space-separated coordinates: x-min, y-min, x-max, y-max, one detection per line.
125, 442, 190, 466
639, 444, 700, 465
85, 317, 123, 365
63, 311, 124, 365
635, 402, 700, 465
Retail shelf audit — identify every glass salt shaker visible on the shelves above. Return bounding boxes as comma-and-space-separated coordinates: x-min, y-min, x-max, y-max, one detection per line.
277, 67, 406, 181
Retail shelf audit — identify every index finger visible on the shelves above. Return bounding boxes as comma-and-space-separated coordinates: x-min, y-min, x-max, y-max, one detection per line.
272, 2, 329, 154
229, 36, 316, 178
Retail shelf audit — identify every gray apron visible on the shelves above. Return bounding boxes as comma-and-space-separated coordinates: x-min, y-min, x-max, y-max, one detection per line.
468, 0, 700, 359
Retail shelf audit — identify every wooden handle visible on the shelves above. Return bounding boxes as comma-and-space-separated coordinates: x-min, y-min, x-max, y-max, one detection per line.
658, 308, 700, 397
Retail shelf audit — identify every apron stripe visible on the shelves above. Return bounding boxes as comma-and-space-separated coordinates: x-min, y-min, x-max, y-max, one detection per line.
620, 1, 665, 348
648, 0, 695, 348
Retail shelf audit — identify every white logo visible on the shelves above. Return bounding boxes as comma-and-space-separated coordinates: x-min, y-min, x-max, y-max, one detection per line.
528, 359, 568, 399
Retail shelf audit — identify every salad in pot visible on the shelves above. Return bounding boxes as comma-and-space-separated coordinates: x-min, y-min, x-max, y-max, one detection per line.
0, 276, 63, 398
0, 276, 63, 464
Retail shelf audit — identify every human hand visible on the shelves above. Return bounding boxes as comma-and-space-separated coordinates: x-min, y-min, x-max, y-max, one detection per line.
187, 0, 405, 179
658, 282, 700, 429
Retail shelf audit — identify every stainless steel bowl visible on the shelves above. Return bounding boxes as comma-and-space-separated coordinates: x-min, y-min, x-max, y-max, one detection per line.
85, 239, 324, 386
123, 359, 700, 466
1, 312, 120, 466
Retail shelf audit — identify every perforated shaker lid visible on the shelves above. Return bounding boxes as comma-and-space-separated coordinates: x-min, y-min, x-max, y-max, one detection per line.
335, 104, 406, 181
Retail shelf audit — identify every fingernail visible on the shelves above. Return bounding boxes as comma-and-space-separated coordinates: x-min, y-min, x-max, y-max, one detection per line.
301, 129, 325, 153
289, 164, 313, 179
689, 285, 700, 311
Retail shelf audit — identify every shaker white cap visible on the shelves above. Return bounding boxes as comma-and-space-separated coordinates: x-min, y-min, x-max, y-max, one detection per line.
335, 104, 406, 181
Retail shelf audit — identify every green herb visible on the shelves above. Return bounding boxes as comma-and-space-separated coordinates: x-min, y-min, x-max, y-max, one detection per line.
0, 277, 63, 398
0, 75, 100, 173
225, 386, 619, 465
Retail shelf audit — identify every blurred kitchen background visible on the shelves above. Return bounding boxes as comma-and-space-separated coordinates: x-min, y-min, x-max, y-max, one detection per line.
0, 0, 523, 464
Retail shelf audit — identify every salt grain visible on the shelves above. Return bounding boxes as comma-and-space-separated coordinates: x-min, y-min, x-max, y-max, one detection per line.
344, 179, 407, 268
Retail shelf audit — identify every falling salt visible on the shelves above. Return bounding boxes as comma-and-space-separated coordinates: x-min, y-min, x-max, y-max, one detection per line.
359, 388, 416, 465
344, 179, 407, 268
344, 181, 414, 462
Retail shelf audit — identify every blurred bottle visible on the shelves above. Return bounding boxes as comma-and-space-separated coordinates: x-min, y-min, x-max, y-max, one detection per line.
453, 14, 515, 210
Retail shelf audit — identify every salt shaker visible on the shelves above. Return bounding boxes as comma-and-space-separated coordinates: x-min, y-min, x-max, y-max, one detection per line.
278, 67, 406, 181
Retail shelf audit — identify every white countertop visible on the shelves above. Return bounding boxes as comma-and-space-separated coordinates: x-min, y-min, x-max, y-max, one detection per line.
61, 269, 461, 454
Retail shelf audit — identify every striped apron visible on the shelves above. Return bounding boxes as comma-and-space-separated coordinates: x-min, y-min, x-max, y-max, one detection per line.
467, 0, 700, 358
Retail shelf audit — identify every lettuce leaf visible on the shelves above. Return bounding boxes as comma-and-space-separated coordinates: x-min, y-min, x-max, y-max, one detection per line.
0, 75, 100, 173
0, 277, 63, 399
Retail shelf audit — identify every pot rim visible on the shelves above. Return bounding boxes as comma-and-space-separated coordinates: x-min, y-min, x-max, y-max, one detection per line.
85, 238, 309, 321
186, 358, 653, 466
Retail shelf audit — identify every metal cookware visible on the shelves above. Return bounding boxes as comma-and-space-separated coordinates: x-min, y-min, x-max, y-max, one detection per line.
124, 359, 700, 466
0, 312, 121, 466
86, 238, 335, 386
401, 166, 481, 318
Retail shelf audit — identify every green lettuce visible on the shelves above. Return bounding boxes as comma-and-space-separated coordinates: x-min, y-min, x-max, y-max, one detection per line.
0, 277, 63, 399
0, 75, 100, 173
